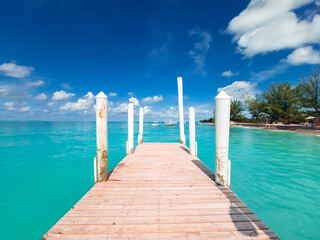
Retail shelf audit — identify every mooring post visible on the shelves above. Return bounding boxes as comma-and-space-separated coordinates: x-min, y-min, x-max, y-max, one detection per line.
189, 107, 196, 156
95, 91, 108, 183
127, 103, 134, 154
215, 91, 231, 187
177, 77, 185, 144
138, 107, 144, 144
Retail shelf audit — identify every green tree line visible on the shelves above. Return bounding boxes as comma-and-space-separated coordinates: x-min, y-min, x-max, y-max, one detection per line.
201, 66, 320, 126
232, 66, 320, 125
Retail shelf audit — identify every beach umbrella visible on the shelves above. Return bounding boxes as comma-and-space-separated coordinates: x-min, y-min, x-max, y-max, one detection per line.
305, 116, 315, 120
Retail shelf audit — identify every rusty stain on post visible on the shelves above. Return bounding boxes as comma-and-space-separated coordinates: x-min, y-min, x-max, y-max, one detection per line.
95, 91, 108, 182
214, 91, 231, 187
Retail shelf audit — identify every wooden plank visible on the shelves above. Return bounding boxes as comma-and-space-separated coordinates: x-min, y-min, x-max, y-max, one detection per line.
42, 143, 278, 239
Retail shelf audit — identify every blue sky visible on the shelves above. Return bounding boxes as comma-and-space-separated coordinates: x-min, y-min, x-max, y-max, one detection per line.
1, 0, 320, 121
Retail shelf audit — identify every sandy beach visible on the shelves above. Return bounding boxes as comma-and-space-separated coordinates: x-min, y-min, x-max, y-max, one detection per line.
232, 123, 320, 136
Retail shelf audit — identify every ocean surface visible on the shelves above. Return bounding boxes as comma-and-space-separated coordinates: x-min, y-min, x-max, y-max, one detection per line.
0, 121, 319, 240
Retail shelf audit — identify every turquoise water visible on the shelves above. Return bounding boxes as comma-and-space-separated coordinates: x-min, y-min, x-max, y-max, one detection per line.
0, 121, 319, 239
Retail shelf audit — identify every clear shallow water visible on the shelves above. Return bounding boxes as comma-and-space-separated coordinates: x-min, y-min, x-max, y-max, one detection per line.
0, 121, 319, 239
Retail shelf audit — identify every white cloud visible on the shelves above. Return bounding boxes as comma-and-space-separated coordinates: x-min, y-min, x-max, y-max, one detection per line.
227, 0, 320, 57
34, 93, 48, 100
142, 95, 163, 103
0, 83, 32, 100
4, 102, 14, 110
0, 62, 34, 78
20, 106, 30, 112
162, 106, 178, 118
60, 83, 73, 90
143, 106, 152, 115
25, 80, 45, 87
129, 97, 139, 106
110, 103, 128, 114
188, 29, 212, 77
52, 90, 75, 101
128, 92, 134, 96
228, 0, 313, 35
148, 106, 178, 119
0, 87, 8, 95
4, 102, 30, 112
152, 44, 169, 58
109, 92, 117, 97
221, 70, 239, 77
250, 63, 289, 81
286, 46, 320, 65
60, 92, 94, 111
48, 102, 55, 106
316, 0, 320, 6
217, 81, 260, 101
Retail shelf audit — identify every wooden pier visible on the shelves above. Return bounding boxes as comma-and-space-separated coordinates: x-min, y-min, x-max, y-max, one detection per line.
42, 143, 278, 239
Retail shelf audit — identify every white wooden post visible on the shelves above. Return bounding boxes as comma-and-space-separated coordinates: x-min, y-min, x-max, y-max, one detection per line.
177, 77, 185, 144
214, 91, 231, 187
138, 107, 144, 144
189, 107, 196, 156
95, 92, 108, 183
127, 103, 134, 154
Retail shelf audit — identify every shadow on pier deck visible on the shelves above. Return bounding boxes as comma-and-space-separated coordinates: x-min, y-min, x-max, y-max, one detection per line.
42, 143, 278, 240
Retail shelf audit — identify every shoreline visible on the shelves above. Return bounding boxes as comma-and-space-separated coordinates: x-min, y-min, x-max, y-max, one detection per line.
232, 123, 320, 136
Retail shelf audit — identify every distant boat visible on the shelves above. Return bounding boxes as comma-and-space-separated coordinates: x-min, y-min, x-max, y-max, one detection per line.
151, 121, 160, 126
165, 119, 177, 126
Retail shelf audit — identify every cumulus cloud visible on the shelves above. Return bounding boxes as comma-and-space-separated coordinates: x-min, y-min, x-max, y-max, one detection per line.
110, 103, 128, 114
142, 95, 163, 103
221, 70, 239, 77
25, 80, 45, 87
188, 29, 212, 77
286, 46, 320, 65
60, 92, 94, 111
129, 97, 139, 106
227, 0, 320, 57
34, 93, 48, 100
52, 90, 75, 101
217, 81, 260, 101
143, 106, 152, 115
0, 62, 34, 78
109, 92, 117, 97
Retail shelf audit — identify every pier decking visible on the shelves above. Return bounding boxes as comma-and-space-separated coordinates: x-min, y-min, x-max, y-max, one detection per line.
42, 143, 278, 239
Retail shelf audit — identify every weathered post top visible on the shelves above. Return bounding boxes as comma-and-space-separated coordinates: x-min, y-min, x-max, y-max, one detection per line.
215, 90, 231, 100
215, 90, 231, 187
96, 91, 107, 99
95, 91, 108, 183
177, 77, 185, 144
